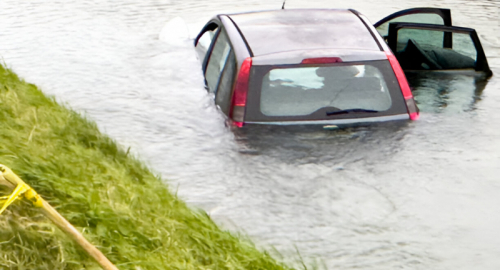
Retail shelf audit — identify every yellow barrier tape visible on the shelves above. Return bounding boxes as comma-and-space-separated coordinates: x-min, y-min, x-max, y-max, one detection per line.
25, 189, 43, 207
0, 164, 43, 215
0, 164, 119, 270
0, 183, 29, 215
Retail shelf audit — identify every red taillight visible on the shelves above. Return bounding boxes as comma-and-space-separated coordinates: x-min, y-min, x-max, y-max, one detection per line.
231, 57, 252, 126
385, 52, 411, 99
301, 57, 343, 64
385, 51, 419, 120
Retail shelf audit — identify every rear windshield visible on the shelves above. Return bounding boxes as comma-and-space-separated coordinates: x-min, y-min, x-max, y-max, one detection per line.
245, 60, 407, 122
261, 64, 392, 116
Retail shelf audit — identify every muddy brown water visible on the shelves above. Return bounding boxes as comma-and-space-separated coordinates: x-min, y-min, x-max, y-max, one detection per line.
0, 0, 499, 269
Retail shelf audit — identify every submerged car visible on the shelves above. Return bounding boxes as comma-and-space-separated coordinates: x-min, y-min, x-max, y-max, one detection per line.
194, 8, 491, 127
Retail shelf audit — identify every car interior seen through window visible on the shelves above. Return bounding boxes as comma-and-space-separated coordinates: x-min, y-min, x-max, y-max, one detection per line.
260, 65, 392, 117
396, 29, 478, 70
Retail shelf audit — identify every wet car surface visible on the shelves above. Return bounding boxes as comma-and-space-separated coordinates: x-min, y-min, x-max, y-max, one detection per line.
195, 7, 491, 128
194, 8, 420, 128
0, 1, 499, 269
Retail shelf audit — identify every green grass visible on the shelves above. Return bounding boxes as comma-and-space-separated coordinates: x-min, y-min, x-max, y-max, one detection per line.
0, 64, 291, 270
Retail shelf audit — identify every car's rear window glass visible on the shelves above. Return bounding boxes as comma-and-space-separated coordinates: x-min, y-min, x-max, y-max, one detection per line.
397, 28, 477, 70
260, 64, 392, 116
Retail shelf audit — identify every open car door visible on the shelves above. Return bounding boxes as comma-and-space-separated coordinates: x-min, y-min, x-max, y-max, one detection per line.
375, 8, 492, 76
387, 23, 491, 75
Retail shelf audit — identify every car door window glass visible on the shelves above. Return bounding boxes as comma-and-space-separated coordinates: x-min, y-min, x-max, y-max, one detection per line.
397, 28, 477, 70
453, 33, 477, 61
396, 28, 444, 52
377, 14, 444, 37
215, 50, 236, 115
206, 30, 230, 93
195, 26, 218, 64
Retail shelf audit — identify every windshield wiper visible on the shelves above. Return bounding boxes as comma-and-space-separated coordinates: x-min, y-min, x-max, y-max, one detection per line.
326, 108, 379, 116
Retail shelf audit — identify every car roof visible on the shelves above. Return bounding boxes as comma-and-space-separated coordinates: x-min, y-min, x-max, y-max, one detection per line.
227, 9, 382, 57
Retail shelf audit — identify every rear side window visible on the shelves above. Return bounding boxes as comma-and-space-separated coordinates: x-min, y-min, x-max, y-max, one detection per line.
205, 30, 231, 93
195, 24, 218, 64
215, 50, 236, 115
260, 64, 392, 117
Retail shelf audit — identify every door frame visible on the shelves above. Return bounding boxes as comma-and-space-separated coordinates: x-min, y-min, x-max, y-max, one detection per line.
374, 7, 452, 28
387, 22, 491, 75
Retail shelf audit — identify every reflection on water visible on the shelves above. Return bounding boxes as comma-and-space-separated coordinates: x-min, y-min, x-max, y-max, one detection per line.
236, 122, 409, 165
0, 0, 499, 269
407, 72, 490, 113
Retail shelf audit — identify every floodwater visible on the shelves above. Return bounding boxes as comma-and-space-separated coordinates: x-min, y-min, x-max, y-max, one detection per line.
0, 0, 499, 269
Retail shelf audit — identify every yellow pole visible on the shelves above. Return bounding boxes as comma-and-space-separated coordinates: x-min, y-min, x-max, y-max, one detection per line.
0, 165, 119, 270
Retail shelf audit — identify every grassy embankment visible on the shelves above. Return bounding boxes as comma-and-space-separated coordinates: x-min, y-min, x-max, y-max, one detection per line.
0, 64, 290, 270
